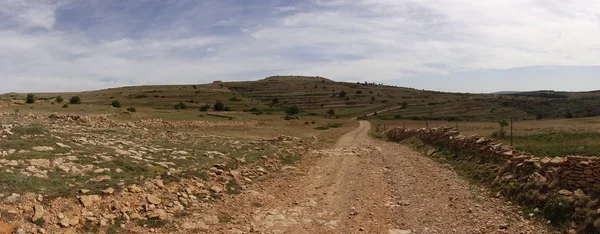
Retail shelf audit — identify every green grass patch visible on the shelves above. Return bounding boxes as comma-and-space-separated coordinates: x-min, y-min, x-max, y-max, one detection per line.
136, 218, 166, 228
280, 154, 301, 165
504, 132, 600, 157
12, 124, 45, 135
133, 94, 149, 99
225, 180, 242, 195
218, 213, 233, 223
314, 126, 329, 130
326, 123, 342, 128
33, 218, 45, 227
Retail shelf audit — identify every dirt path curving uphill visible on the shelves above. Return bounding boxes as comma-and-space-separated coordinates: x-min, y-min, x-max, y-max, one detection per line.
207, 121, 554, 234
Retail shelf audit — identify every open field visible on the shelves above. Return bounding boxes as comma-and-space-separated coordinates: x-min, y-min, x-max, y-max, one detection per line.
374, 117, 600, 158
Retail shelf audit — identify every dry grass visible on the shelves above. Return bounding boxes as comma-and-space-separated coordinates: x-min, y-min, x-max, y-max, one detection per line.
376, 117, 600, 157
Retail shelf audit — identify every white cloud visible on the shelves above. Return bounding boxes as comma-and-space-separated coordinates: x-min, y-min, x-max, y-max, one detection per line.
0, 0, 63, 29
2, 0, 600, 93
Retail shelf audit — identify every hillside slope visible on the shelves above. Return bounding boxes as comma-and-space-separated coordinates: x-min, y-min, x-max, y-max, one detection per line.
2, 76, 599, 121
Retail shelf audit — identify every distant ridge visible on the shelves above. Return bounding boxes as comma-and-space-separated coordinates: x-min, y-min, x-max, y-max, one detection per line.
491, 91, 525, 95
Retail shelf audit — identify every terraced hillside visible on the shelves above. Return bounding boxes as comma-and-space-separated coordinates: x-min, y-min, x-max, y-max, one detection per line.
2, 76, 600, 121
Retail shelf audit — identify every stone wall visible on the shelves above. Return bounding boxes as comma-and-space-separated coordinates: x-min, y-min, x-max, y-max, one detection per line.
385, 127, 600, 193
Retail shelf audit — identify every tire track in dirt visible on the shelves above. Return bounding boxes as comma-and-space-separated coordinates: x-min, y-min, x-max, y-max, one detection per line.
207, 121, 554, 234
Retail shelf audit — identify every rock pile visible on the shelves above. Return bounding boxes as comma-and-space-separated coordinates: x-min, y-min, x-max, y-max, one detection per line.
386, 127, 600, 192
133, 119, 260, 129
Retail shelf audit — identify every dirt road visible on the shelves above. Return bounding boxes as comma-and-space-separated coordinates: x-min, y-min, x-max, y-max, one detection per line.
209, 121, 552, 234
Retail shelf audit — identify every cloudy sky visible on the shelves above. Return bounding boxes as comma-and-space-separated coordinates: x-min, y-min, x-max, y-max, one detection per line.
1, 0, 600, 93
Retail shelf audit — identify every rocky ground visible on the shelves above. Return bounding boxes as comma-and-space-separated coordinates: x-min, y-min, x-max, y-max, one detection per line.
0, 113, 313, 234
0, 114, 556, 234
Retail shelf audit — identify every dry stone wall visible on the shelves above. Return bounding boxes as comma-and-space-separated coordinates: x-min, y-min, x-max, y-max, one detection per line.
385, 127, 600, 193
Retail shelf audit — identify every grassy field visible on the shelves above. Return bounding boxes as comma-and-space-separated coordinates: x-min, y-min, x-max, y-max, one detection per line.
374, 117, 600, 157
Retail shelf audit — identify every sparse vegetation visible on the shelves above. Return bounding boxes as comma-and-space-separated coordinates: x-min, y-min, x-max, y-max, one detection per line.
26, 94, 35, 104
491, 120, 509, 139
69, 96, 81, 104
199, 104, 211, 112
55, 96, 64, 103
326, 108, 335, 118
214, 101, 225, 111
174, 102, 188, 110
111, 100, 121, 108
285, 105, 300, 119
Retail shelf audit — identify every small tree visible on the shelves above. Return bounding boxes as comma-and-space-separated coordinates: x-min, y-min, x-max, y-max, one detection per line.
285, 105, 300, 118
55, 96, 64, 103
26, 94, 35, 104
214, 101, 225, 111
69, 96, 81, 104
356, 90, 362, 94
272, 97, 279, 104
111, 101, 121, 108
339, 91, 346, 98
326, 108, 335, 118
492, 120, 509, 138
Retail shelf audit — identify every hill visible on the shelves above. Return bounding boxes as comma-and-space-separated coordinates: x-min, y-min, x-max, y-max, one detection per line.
2, 76, 600, 121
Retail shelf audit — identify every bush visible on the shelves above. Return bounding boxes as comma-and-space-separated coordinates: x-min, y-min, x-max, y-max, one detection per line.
55, 96, 64, 103
214, 101, 225, 111
326, 108, 335, 118
26, 94, 35, 104
69, 96, 81, 104
62, 104, 69, 108
126, 107, 136, 112
492, 120, 509, 138
224, 106, 232, 111
229, 96, 241, 102
272, 97, 279, 104
400, 101, 408, 109
339, 91, 346, 98
111, 101, 121, 108
285, 105, 300, 117
174, 102, 187, 110
199, 104, 210, 112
